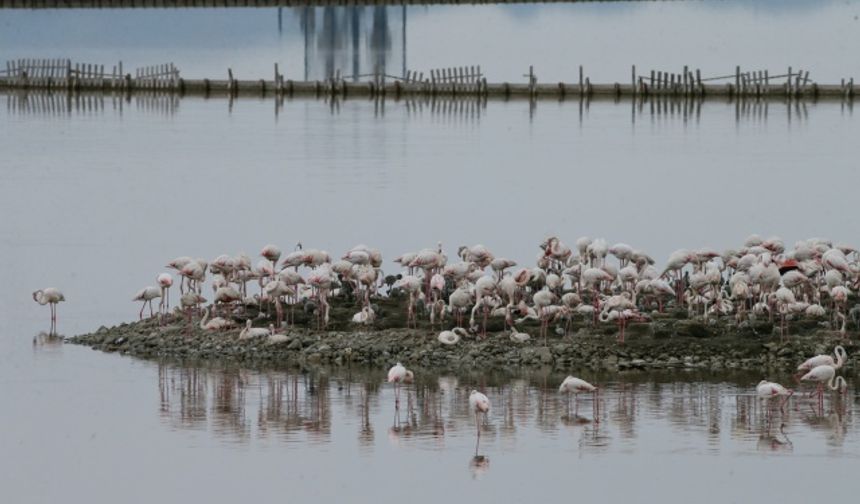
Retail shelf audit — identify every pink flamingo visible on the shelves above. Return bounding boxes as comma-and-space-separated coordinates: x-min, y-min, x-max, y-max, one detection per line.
801, 365, 847, 412
559, 376, 599, 421
132, 286, 161, 320
261, 244, 282, 273
32, 288, 65, 334
756, 380, 793, 424
387, 362, 410, 407
157, 273, 173, 315
469, 390, 491, 455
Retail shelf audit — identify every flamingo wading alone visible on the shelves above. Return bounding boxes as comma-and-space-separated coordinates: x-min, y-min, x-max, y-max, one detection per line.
388, 362, 409, 408
32, 288, 65, 334
755, 380, 793, 421
469, 390, 491, 455
558, 376, 599, 420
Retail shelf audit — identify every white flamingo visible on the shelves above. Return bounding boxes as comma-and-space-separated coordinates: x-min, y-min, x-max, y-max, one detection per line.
469, 390, 491, 455
239, 319, 272, 340
157, 273, 173, 315
755, 380, 793, 418
199, 307, 232, 331
438, 327, 467, 345
32, 288, 65, 333
132, 286, 161, 320
387, 362, 410, 407
800, 364, 847, 408
559, 376, 599, 420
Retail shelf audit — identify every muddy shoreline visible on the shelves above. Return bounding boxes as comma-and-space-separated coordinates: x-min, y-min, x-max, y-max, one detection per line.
68, 309, 857, 373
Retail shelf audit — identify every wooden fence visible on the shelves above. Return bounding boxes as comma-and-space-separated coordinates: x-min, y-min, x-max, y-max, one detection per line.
1, 59, 180, 91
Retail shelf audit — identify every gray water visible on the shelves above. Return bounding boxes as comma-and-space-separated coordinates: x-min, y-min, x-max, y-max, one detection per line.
1, 336, 859, 504
3, 90, 860, 504
4, 2, 860, 503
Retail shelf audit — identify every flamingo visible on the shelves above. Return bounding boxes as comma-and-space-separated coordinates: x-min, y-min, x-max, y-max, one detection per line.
32, 288, 65, 333
132, 286, 161, 320
796, 346, 847, 381
157, 273, 173, 316
558, 376, 599, 420
213, 285, 242, 316
178, 292, 206, 326
448, 286, 473, 328
755, 380, 793, 418
438, 327, 467, 345
490, 258, 517, 280
661, 249, 693, 304
180, 260, 206, 294
261, 244, 282, 273
351, 306, 376, 325
509, 326, 530, 343
199, 307, 233, 331
469, 390, 491, 455
166, 256, 193, 292
775, 287, 796, 339
395, 275, 423, 328
239, 319, 272, 340
800, 365, 848, 410
388, 362, 409, 407
264, 280, 293, 329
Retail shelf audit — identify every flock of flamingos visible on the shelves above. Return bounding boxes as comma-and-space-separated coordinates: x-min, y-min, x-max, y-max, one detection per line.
32, 234, 856, 448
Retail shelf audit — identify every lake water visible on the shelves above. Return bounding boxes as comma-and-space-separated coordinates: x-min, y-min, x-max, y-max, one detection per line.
3, 1, 860, 503
2, 336, 859, 503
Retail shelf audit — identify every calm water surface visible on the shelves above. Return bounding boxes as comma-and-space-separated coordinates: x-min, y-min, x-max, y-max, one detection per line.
3, 2, 860, 502
1, 335, 859, 503
2, 94, 860, 502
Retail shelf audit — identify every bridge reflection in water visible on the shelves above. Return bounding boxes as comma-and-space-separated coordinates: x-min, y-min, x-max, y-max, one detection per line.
289, 6, 406, 82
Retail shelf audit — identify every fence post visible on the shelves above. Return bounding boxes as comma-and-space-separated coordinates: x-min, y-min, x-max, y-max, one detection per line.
579, 65, 583, 95
528, 65, 535, 97
631, 65, 636, 96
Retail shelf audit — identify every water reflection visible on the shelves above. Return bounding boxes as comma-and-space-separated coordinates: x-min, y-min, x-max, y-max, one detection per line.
152, 364, 859, 458
4, 90, 179, 117
296, 6, 405, 81
8, 89, 847, 128
32, 331, 63, 348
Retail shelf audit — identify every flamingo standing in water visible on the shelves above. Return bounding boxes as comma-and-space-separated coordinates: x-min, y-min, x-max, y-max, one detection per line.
795, 346, 847, 381
469, 390, 491, 455
132, 286, 161, 320
559, 376, 599, 421
388, 362, 409, 407
800, 365, 848, 411
32, 288, 65, 334
755, 380, 793, 422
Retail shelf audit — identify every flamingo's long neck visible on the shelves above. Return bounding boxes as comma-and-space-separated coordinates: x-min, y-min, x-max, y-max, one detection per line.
200, 308, 210, 329
828, 375, 845, 391
835, 347, 846, 369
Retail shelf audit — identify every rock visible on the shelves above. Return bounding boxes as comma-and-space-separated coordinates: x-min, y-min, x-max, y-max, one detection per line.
674, 320, 712, 339
536, 347, 553, 364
